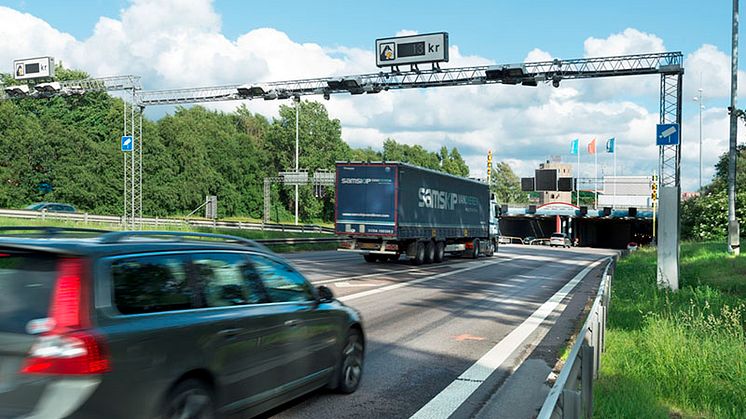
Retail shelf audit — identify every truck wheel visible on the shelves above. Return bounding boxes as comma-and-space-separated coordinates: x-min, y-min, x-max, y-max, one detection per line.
363, 254, 378, 263
471, 239, 480, 259
424, 241, 435, 264
486, 241, 495, 257
410, 242, 425, 266
387, 254, 401, 262
433, 242, 445, 263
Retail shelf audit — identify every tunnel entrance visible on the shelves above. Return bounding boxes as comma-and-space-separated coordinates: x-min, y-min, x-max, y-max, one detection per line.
499, 214, 653, 249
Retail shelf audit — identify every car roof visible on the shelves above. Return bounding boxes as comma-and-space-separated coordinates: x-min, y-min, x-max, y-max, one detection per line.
0, 229, 272, 258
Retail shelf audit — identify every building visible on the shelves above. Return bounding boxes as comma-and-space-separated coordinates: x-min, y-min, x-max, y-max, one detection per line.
538, 160, 573, 204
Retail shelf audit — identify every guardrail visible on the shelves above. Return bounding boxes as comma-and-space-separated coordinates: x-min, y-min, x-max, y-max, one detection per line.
537, 259, 614, 419
498, 236, 525, 244
0, 209, 334, 234
256, 237, 340, 245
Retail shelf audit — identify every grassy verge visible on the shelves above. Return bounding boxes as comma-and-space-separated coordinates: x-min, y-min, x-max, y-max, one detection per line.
594, 243, 746, 418
0, 218, 337, 253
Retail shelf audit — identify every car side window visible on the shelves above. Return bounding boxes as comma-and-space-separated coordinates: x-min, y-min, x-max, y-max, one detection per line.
112, 254, 193, 315
192, 253, 268, 307
248, 255, 314, 303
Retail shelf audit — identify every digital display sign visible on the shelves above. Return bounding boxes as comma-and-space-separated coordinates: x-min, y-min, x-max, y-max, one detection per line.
535, 169, 558, 191
520, 177, 535, 192
558, 177, 574, 192
376, 32, 448, 67
13, 56, 55, 81
398, 41, 426, 57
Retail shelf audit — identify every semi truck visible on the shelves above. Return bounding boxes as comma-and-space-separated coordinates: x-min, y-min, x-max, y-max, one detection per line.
335, 161, 499, 264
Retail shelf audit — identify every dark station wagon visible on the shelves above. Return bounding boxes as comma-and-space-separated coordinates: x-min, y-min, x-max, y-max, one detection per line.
0, 227, 364, 419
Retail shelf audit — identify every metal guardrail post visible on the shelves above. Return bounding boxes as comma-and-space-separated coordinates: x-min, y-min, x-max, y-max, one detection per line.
581, 345, 594, 418
562, 389, 581, 419
537, 259, 614, 419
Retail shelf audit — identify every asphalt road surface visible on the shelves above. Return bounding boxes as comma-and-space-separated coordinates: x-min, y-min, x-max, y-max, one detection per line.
260, 245, 616, 419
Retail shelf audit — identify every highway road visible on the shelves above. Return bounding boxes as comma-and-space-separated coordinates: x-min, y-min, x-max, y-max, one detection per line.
261, 245, 616, 419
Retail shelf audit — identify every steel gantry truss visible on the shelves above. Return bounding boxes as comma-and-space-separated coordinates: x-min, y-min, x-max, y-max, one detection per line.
1, 51, 684, 286
137, 52, 683, 106
1, 75, 144, 228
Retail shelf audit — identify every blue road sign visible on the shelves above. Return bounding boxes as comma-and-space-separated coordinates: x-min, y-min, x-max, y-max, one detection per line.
656, 123, 680, 146
121, 136, 133, 152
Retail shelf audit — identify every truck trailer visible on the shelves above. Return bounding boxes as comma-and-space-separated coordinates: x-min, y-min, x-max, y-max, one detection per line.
335, 161, 499, 264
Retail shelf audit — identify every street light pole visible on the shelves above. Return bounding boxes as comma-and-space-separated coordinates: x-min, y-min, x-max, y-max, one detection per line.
694, 88, 704, 191
294, 95, 300, 226
728, 0, 740, 255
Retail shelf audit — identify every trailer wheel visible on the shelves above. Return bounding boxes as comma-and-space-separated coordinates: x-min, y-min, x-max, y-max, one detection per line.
471, 239, 480, 259
424, 241, 435, 264
434, 242, 445, 263
410, 242, 425, 266
386, 254, 401, 262
485, 240, 495, 257
363, 254, 378, 263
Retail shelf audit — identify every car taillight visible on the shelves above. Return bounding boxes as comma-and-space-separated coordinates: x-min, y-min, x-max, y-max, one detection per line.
21, 258, 110, 375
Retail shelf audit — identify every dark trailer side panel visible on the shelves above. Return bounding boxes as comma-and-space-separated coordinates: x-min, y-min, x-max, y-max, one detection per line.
335, 162, 490, 241
335, 163, 397, 236
397, 164, 490, 240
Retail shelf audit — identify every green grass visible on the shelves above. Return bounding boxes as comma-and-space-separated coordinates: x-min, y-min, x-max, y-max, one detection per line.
594, 243, 746, 418
0, 218, 337, 252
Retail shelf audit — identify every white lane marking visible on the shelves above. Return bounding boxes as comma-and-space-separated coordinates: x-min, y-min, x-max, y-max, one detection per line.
334, 281, 381, 288
409, 257, 608, 419
339, 258, 507, 302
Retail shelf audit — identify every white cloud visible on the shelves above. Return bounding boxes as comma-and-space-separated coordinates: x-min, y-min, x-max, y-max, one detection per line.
0, 3, 742, 193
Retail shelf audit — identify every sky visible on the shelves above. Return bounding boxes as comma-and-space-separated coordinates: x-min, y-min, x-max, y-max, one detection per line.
0, 0, 743, 193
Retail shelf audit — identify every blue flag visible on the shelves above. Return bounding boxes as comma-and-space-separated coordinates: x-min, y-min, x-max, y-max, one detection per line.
606, 137, 615, 153
570, 138, 579, 155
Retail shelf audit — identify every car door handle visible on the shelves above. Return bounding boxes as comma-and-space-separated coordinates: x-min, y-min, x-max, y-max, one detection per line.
217, 328, 244, 338
284, 319, 301, 327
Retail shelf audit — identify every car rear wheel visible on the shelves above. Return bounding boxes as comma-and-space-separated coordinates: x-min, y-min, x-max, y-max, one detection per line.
335, 329, 364, 394
162, 379, 215, 419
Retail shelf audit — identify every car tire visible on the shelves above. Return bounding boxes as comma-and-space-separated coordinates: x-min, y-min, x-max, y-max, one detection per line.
334, 329, 364, 394
424, 241, 435, 264
162, 379, 215, 419
363, 254, 378, 263
411, 242, 425, 265
433, 241, 445, 263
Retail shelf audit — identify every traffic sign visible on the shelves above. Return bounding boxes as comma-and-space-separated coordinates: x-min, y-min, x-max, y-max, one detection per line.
375, 32, 449, 68
13, 56, 55, 81
121, 136, 133, 152
656, 123, 680, 146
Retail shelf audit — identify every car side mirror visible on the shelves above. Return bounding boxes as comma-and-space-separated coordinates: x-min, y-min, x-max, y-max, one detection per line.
317, 285, 335, 303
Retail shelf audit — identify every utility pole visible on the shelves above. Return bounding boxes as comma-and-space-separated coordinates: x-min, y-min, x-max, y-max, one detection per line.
728, 0, 740, 255
693, 87, 704, 191
294, 95, 300, 226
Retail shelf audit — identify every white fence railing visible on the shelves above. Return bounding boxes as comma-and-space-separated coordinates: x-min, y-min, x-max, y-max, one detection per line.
537, 259, 614, 419
0, 209, 334, 234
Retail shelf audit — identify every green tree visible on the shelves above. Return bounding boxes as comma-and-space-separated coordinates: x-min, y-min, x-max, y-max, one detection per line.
439, 146, 470, 176
490, 161, 525, 204
264, 100, 350, 221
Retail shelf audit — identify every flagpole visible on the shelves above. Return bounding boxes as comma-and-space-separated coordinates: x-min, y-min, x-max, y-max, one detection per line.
613, 141, 617, 209
577, 141, 581, 207
595, 146, 598, 209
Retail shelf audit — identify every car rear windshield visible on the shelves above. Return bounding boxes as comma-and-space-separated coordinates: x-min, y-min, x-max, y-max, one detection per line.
551, 233, 565, 238
0, 251, 57, 334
